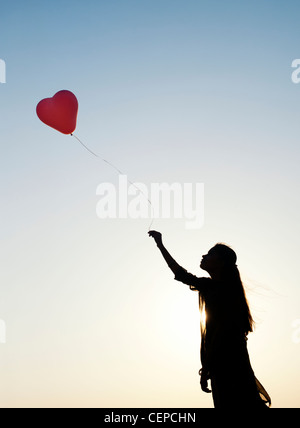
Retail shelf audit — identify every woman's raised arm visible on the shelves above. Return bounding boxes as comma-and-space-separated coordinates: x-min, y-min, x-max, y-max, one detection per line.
148, 231, 180, 275
149, 231, 211, 294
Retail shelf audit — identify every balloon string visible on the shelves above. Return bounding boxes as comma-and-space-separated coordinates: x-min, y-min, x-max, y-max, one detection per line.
71, 134, 155, 231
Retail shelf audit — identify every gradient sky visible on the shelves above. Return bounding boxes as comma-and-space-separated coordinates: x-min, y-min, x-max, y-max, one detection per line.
1, 0, 300, 408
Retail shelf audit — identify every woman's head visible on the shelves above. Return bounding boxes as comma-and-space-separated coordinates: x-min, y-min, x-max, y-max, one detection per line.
200, 243, 254, 335
200, 243, 237, 277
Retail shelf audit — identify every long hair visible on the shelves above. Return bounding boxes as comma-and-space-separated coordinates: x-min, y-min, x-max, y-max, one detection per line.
209, 243, 254, 336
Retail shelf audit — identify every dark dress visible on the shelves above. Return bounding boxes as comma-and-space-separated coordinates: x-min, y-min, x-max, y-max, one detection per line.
174, 266, 271, 409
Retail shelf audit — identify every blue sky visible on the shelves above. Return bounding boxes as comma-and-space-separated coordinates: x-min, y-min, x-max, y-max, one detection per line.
1, 0, 300, 407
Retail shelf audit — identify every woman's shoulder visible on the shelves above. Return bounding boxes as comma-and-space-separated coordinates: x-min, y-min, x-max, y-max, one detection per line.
174, 266, 212, 292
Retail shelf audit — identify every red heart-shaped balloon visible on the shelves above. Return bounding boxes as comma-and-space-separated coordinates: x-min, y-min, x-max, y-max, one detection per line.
36, 90, 79, 135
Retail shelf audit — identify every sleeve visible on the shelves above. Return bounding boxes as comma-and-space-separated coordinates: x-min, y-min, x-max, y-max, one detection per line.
174, 266, 211, 295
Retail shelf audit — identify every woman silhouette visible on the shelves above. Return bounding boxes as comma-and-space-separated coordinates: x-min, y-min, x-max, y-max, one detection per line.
148, 230, 271, 409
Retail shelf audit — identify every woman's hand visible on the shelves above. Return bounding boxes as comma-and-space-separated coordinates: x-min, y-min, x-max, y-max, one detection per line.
148, 230, 163, 247
199, 369, 212, 394
148, 231, 180, 274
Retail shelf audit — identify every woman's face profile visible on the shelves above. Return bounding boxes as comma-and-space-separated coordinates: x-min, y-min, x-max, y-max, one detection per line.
200, 249, 221, 273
